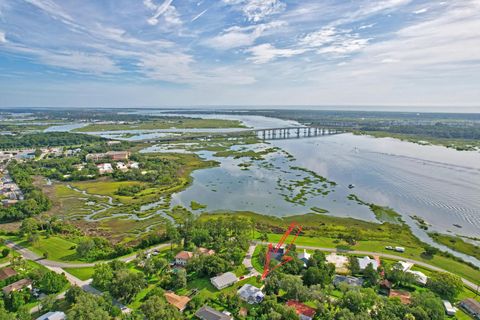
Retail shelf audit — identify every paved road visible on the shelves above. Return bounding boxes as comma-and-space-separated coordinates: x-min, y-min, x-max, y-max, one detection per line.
242, 243, 260, 277
4, 240, 171, 268
254, 241, 480, 291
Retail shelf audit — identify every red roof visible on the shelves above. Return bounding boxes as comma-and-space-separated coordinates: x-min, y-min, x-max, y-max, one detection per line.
389, 290, 411, 304
286, 300, 316, 318
175, 251, 193, 261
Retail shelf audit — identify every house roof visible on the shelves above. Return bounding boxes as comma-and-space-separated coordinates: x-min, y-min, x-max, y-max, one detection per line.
395, 261, 413, 272
164, 292, 191, 311
175, 251, 193, 261
195, 305, 232, 320
326, 253, 348, 267
286, 300, 316, 318
237, 284, 263, 299
35, 311, 66, 320
211, 272, 237, 289
389, 290, 411, 304
357, 256, 379, 270
460, 298, 480, 313
379, 279, 392, 289
333, 275, 364, 287
2, 278, 32, 294
0, 267, 17, 281
407, 270, 428, 285
198, 247, 215, 256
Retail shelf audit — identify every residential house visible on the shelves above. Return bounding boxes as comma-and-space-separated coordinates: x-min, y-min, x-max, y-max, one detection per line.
286, 300, 316, 320
459, 298, 480, 319
389, 290, 411, 305
442, 300, 456, 316
197, 247, 215, 256
97, 163, 113, 174
35, 311, 67, 320
357, 256, 379, 271
106, 151, 130, 161
195, 305, 233, 320
2, 278, 33, 295
175, 251, 193, 266
237, 284, 264, 304
379, 279, 392, 295
116, 162, 129, 172
129, 162, 140, 169
210, 272, 237, 290
407, 270, 428, 285
333, 275, 364, 288
326, 253, 349, 274
298, 249, 311, 267
164, 292, 191, 312
395, 261, 413, 272
0, 267, 17, 281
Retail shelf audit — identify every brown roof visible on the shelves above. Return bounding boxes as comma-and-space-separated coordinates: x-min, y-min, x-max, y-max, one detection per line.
2, 279, 32, 294
0, 267, 17, 281
198, 248, 215, 256
164, 292, 191, 311
461, 298, 480, 313
389, 290, 411, 304
286, 300, 316, 318
175, 251, 193, 261
380, 279, 392, 289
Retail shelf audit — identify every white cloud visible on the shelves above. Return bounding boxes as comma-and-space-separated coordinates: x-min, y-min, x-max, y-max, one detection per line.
205, 21, 285, 50
300, 27, 370, 56
0, 31, 6, 43
144, 0, 179, 26
359, 23, 376, 30
413, 8, 428, 14
223, 0, 286, 22
246, 43, 306, 63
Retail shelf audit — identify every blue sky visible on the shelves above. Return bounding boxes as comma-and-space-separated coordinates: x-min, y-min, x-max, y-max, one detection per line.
0, 0, 479, 109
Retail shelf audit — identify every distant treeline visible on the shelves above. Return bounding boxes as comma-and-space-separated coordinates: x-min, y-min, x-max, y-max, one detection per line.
0, 132, 106, 149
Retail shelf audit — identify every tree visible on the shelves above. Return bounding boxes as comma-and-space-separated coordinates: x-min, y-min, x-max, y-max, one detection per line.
348, 256, 360, 275
140, 295, 183, 320
427, 272, 463, 301
37, 271, 68, 294
40, 294, 57, 312
339, 288, 379, 314
109, 269, 146, 303
422, 245, 439, 257
15, 305, 31, 320
28, 232, 40, 245
279, 274, 309, 301
67, 294, 110, 320
1, 248, 9, 258
66, 285, 84, 304
302, 267, 332, 287
20, 218, 38, 236
92, 263, 113, 291
363, 263, 379, 287
410, 291, 444, 320
172, 268, 187, 290
76, 238, 96, 258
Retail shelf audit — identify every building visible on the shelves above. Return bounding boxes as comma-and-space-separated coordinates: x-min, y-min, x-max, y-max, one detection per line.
195, 305, 233, 320
459, 298, 480, 319
286, 300, 316, 320
107, 151, 130, 161
0, 267, 17, 281
35, 311, 67, 320
326, 253, 349, 274
357, 256, 379, 271
97, 163, 113, 174
389, 290, 411, 305
394, 261, 413, 272
2, 278, 33, 295
116, 162, 129, 172
297, 249, 311, 267
237, 284, 264, 304
211, 272, 237, 290
175, 251, 194, 266
333, 275, 364, 288
442, 300, 456, 316
407, 270, 428, 285
164, 292, 191, 312
197, 247, 215, 256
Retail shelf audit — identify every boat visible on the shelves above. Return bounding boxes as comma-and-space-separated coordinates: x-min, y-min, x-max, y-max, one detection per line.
348, 184, 355, 189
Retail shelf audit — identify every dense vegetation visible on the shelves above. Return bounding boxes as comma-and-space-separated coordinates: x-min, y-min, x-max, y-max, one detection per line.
0, 132, 105, 149
0, 163, 51, 222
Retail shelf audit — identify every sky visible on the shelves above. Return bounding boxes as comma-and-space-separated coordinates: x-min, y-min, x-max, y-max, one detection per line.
0, 0, 479, 110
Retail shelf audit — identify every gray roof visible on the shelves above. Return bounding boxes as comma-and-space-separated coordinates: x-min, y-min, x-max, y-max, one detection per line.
357, 256, 379, 270
333, 275, 364, 287
211, 272, 237, 289
237, 284, 264, 301
36, 311, 66, 320
195, 305, 232, 320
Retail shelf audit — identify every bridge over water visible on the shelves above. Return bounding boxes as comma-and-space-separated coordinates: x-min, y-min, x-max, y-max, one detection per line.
144, 126, 344, 143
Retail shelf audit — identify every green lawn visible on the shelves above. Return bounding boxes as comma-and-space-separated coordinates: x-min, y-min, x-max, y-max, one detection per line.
64, 266, 95, 281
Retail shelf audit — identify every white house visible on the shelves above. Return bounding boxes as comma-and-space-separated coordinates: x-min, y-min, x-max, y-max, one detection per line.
211, 272, 237, 290
442, 300, 456, 316
298, 249, 311, 267
97, 163, 113, 174
395, 261, 413, 272
407, 270, 428, 285
357, 256, 379, 271
36, 311, 66, 320
175, 251, 193, 266
237, 284, 264, 304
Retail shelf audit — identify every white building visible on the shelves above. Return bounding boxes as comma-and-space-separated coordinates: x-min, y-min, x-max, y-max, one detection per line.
298, 249, 311, 267
237, 284, 264, 304
407, 270, 428, 285
357, 256, 379, 271
97, 163, 113, 174
395, 261, 413, 272
210, 272, 237, 290
36, 311, 66, 320
442, 300, 456, 316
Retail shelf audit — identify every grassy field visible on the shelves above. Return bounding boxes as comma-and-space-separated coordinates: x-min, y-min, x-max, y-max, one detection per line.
74, 118, 246, 132
430, 233, 480, 261
64, 266, 95, 280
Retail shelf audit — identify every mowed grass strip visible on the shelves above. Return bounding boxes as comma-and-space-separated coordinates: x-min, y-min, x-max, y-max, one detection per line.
64, 267, 95, 281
